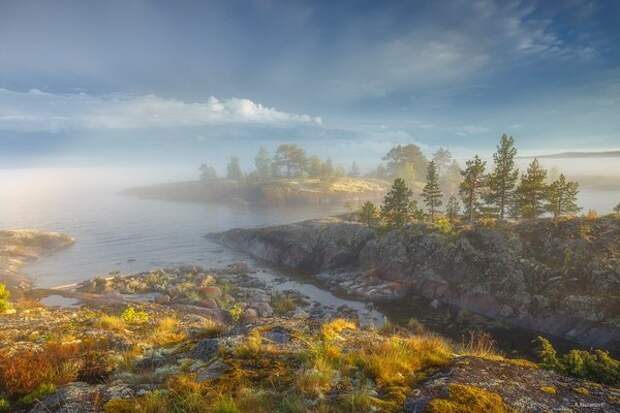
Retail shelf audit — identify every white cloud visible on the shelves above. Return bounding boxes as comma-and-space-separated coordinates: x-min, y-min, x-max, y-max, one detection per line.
456, 125, 490, 136
0, 89, 322, 132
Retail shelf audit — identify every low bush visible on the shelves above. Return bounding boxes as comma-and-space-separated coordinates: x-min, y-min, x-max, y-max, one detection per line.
18, 383, 56, 406
536, 336, 620, 386
121, 306, 149, 324
0, 283, 11, 313
270, 293, 297, 315
426, 384, 515, 413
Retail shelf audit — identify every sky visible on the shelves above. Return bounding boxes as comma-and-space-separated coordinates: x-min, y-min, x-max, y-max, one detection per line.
1, 0, 619, 171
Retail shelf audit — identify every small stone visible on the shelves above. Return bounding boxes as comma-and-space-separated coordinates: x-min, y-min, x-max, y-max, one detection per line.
242, 308, 259, 323
190, 338, 219, 361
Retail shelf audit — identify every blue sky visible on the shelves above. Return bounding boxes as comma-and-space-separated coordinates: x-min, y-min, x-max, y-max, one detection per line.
1, 0, 619, 169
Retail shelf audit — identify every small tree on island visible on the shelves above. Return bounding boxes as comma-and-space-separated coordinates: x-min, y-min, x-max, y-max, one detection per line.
381, 178, 417, 228
358, 201, 379, 228
199, 163, 218, 181
254, 147, 272, 180
459, 155, 487, 223
485, 134, 519, 220
445, 195, 461, 223
546, 174, 581, 218
226, 156, 244, 181
515, 159, 548, 219
614, 202, 620, 216
422, 160, 443, 223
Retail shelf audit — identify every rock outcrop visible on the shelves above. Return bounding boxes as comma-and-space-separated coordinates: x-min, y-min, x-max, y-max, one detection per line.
213, 216, 620, 349
0, 230, 75, 290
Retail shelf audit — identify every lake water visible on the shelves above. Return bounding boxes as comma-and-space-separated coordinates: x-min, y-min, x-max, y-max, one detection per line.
0, 167, 348, 288
1, 165, 619, 354
1, 165, 619, 288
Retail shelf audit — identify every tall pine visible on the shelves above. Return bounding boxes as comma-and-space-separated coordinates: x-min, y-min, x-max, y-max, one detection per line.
546, 174, 581, 218
516, 159, 547, 219
486, 134, 519, 220
445, 195, 461, 223
459, 155, 486, 222
381, 178, 415, 228
422, 160, 443, 222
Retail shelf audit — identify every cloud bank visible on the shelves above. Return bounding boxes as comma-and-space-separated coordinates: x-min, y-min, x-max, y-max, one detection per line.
0, 89, 322, 132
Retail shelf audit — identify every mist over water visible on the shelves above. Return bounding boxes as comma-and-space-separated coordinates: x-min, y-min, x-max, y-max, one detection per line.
1, 156, 619, 287
0, 166, 345, 287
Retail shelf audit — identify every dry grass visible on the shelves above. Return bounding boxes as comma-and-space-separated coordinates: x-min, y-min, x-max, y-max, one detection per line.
457, 331, 538, 368
98, 315, 127, 332
149, 317, 186, 346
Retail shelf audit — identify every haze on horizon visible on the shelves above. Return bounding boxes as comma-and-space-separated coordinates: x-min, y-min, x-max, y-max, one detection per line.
1, 0, 620, 172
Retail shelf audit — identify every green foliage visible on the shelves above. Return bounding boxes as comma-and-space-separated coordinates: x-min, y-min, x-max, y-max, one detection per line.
381, 178, 418, 228
426, 384, 514, 413
358, 201, 379, 228
535, 336, 620, 386
227, 156, 244, 181
254, 146, 272, 180
433, 216, 454, 235
485, 134, 519, 220
273, 144, 307, 178
121, 306, 149, 324
210, 396, 241, 413
0, 398, 9, 413
0, 283, 11, 313
382, 144, 428, 183
432, 147, 452, 173
445, 195, 461, 223
515, 159, 548, 219
422, 160, 443, 222
546, 174, 581, 218
459, 155, 486, 222
229, 303, 244, 323
199, 163, 218, 181
270, 293, 297, 315
18, 383, 56, 406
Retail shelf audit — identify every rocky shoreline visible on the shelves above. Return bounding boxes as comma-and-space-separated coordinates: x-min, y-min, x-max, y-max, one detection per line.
1, 229, 619, 412
0, 230, 75, 291
123, 177, 389, 206
212, 216, 620, 351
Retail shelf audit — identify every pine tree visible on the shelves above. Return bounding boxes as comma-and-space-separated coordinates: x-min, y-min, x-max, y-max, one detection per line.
199, 163, 217, 181
516, 159, 548, 219
381, 178, 415, 228
546, 174, 581, 218
486, 134, 519, 220
254, 147, 272, 180
422, 161, 443, 222
358, 201, 379, 227
445, 195, 461, 223
432, 147, 452, 173
459, 155, 486, 222
227, 156, 243, 181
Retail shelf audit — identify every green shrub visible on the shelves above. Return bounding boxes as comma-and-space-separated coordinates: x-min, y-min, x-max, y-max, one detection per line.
0, 398, 10, 412
18, 383, 56, 406
121, 307, 149, 324
0, 283, 11, 313
228, 303, 244, 323
535, 336, 620, 386
270, 293, 297, 315
210, 396, 241, 413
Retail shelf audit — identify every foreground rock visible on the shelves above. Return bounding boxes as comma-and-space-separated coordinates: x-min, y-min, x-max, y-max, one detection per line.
213, 216, 620, 350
